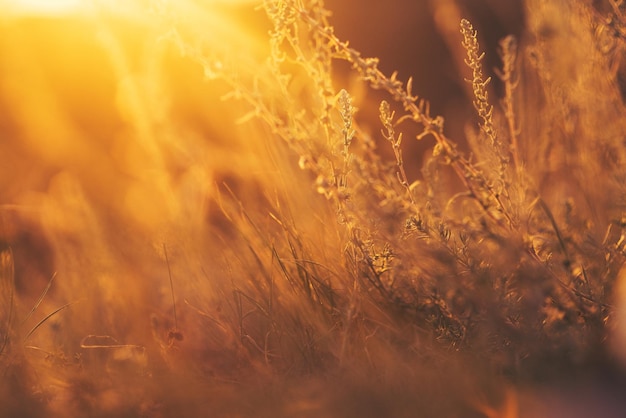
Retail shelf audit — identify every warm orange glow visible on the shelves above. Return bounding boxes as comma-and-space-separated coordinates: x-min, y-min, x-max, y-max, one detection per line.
1, 1, 625, 417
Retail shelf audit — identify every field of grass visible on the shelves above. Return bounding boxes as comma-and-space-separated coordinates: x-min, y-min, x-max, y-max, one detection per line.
2, 0, 626, 416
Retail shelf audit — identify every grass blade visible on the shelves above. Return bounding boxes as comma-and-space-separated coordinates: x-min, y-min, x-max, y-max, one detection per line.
22, 271, 57, 325
23, 302, 74, 343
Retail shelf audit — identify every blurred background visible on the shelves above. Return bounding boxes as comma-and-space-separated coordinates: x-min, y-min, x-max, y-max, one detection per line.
0, 0, 526, 294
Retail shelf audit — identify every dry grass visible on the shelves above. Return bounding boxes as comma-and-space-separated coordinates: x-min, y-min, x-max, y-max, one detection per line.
2, 0, 626, 416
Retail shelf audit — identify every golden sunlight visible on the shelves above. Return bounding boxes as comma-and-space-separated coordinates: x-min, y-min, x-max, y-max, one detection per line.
2, 1, 626, 417
1, 0, 86, 16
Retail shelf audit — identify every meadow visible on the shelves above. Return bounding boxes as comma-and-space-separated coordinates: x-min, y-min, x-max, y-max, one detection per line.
1, 0, 626, 416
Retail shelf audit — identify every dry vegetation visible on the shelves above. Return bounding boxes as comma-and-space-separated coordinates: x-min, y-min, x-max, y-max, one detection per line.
2, 0, 626, 416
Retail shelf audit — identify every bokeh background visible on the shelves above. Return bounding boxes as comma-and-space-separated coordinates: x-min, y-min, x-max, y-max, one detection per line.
0, 0, 526, 301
